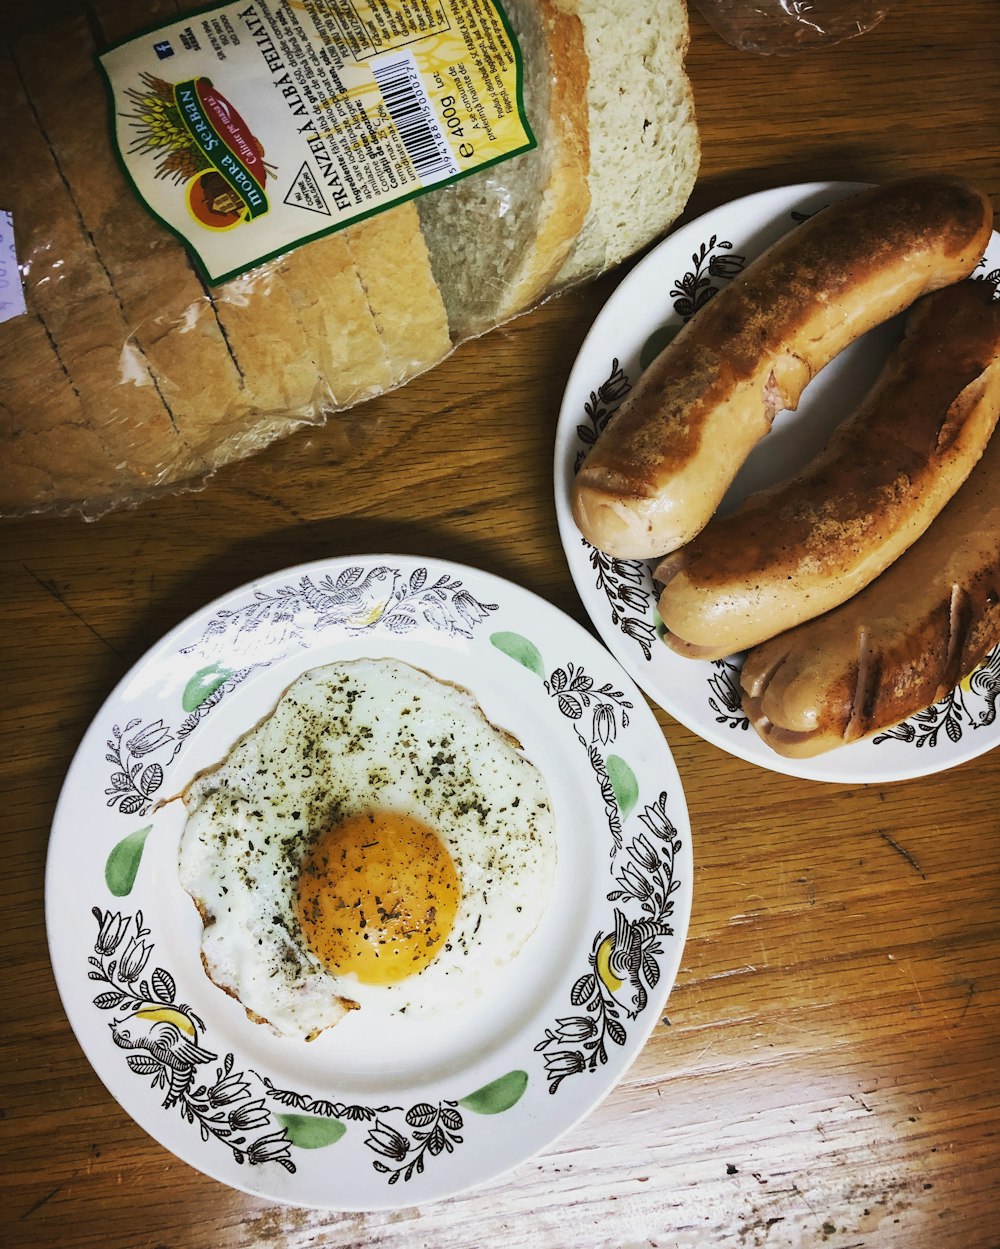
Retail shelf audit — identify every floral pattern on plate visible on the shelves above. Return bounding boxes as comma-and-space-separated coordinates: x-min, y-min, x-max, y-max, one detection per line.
554, 182, 1000, 784
48, 556, 692, 1209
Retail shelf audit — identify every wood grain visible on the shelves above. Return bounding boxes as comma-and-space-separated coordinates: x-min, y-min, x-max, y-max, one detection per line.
2, 2, 999, 1246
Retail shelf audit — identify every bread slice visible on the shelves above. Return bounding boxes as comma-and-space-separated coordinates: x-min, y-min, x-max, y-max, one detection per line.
274, 233, 395, 410
13, 22, 253, 455
416, 0, 591, 341
343, 205, 453, 384
1, 44, 190, 501
0, 51, 111, 511
0, 317, 118, 511
554, 0, 700, 287
168, 0, 449, 404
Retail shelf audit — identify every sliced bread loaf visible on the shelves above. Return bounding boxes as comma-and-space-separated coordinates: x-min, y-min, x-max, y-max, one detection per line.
1, 0, 699, 516
13, 13, 403, 477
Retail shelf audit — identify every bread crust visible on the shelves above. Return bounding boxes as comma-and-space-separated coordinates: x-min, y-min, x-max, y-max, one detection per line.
343, 204, 452, 384
553, 0, 699, 287
14, 22, 250, 465
1, 42, 188, 498
1, 321, 121, 509
272, 232, 395, 411
655, 279, 1000, 659
493, 0, 591, 322
571, 175, 996, 559
415, 0, 591, 340
740, 418, 1000, 758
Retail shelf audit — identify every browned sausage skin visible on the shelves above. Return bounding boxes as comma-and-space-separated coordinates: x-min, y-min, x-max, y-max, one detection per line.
571, 175, 994, 559
740, 418, 1000, 758
655, 279, 1000, 661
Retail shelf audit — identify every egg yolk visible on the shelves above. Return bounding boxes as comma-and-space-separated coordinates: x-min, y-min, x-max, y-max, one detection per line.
294, 811, 460, 985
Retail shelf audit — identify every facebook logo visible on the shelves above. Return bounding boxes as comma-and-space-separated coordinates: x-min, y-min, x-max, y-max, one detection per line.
153, 40, 174, 59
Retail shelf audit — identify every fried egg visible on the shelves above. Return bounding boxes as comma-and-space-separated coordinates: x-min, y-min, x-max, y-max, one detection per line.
177, 658, 556, 1040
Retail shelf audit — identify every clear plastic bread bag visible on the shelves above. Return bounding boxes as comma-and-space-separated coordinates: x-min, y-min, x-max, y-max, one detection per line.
0, 0, 701, 520
691, 1, 890, 54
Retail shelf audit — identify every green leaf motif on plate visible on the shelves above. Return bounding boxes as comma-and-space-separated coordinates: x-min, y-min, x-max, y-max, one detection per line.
276, 1113, 347, 1149
606, 755, 639, 822
639, 324, 678, 371
653, 606, 667, 642
490, 632, 545, 679
182, 664, 233, 712
104, 825, 152, 897
458, 1069, 528, 1114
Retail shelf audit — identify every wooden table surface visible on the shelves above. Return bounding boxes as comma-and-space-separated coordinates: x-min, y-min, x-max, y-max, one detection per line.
3, 2, 999, 1246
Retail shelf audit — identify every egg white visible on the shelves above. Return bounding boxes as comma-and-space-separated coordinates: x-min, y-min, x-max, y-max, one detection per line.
177, 658, 556, 1040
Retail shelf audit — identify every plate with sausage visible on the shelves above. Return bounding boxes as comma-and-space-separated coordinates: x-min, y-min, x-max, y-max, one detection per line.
554, 179, 1000, 783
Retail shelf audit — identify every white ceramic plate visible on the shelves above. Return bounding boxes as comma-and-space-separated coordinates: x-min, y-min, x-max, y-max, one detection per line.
555, 182, 1000, 784
46, 556, 692, 1210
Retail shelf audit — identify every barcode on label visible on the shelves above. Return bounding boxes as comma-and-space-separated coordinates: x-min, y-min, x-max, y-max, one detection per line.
372, 51, 459, 187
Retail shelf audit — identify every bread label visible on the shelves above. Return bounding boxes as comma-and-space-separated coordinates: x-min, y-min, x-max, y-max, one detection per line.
0, 211, 26, 324
98, 1, 535, 284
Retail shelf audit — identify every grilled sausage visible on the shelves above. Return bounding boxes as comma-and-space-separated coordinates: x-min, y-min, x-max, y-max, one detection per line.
655, 279, 1000, 660
571, 174, 994, 559
740, 420, 1000, 758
